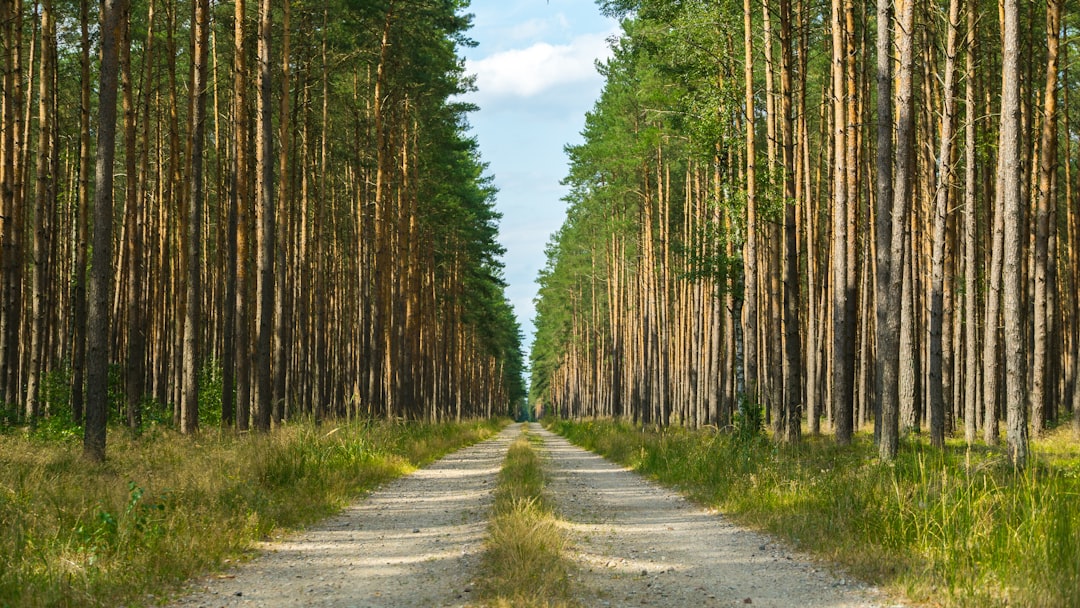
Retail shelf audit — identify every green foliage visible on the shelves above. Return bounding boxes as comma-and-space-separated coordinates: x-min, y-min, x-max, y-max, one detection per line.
732, 395, 763, 440
530, 1, 749, 406
198, 359, 224, 428
0, 418, 504, 607
549, 419, 1080, 607
74, 482, 170, 567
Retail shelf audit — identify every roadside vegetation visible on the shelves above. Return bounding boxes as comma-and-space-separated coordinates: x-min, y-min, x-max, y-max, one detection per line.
478, 427, 577, 608
0, 417, 503, 608
550, 418, 1080, 608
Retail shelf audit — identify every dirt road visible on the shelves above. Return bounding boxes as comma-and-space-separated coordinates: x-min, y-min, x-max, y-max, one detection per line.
170, 425, 519, 608
170, 423, 897, 607
534, 425, 894, 608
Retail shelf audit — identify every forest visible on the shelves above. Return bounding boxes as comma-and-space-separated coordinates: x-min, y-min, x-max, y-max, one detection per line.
0, 0, 526, 460
531, 0, 1080, 468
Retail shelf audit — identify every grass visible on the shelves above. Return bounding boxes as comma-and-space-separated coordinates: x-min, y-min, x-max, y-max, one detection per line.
0, 417, 505, 607
477, 427, 578, 608
548, 418, 1080, 608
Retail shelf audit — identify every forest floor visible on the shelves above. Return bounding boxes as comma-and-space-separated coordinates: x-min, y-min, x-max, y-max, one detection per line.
169, 423, 901, 608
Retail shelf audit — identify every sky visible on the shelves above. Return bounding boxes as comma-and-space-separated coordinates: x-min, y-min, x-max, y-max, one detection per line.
457, 0, 619, 358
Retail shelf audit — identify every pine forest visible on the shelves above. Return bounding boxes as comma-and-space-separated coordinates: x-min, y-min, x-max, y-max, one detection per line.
0, 0, 526, 460
531, 0, 1080, 467
5, 0, 1080, 605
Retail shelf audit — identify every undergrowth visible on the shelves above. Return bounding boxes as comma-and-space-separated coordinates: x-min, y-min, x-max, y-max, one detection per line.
478, 426, 577, 608
548, 418, 1080, 608
0, 417, 504, 607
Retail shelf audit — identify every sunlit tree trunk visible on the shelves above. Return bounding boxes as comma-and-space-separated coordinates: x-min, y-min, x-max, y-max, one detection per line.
742, 0, 757, 416
1031, 0, 1061, 438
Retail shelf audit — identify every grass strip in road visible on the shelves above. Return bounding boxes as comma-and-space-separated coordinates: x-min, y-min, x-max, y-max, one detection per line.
477, 428, 578, 608
548, 418, 1080, 608
0, 417, 505, 608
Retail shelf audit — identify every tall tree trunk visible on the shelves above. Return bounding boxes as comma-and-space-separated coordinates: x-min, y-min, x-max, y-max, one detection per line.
928, 0, 961, 448
69, 0, 92, 424
181, 0, 210, 434
779, 0, 802, 443
121, 0, 146, 429
742, 0, 758, 417
253, 0, 274, 431
1, 0, 25, 409
26, 0, 55, 422
85, 0, 125, 462
999, 0, 1028, 468
830, 0, 853, 444
272, 0, 291, 424
232, 0, 251, 431
962, 2, 979, 445
876, 0, 906, 461
1032, 0, 1061, 438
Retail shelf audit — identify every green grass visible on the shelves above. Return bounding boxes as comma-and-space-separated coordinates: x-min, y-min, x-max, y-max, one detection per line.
0, 417, 505, 607
477, 427, 577, 608
548, 418, 1080, 608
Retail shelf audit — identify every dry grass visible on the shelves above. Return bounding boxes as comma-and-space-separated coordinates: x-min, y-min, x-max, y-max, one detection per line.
0, 418, 504, 607
477, 429, 578, 608
550, 418, 1080, 608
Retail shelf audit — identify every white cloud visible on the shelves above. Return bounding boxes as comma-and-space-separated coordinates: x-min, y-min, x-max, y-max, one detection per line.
467, 31, 613, 99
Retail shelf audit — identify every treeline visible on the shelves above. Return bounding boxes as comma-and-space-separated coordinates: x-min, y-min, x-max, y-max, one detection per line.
0, 0, 525, 459
531, 0, 1077, 466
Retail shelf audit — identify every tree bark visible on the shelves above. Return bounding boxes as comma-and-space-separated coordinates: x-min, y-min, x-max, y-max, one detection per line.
232, 0, 251, 431
999, 0, 1028, 468
26, 0, 55, 422
1032, 0, 1061, 438
928, 0, 961, 448
876, 0, 904, 460
181, 0, 210, 434
830, 0, 853, 444
85, 0, 126, 462
742, 0, 758, 419
962, 2, 979, 445
253, 0, 274, 432
779, 0, 802, 443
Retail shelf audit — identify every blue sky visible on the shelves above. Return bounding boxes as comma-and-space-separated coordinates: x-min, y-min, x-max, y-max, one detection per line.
458, 1, 618, 356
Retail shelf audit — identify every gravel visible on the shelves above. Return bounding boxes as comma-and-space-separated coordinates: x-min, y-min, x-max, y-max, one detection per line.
532, 424, 902, 608
168, 424, 519, 608
168, 422, 904, 608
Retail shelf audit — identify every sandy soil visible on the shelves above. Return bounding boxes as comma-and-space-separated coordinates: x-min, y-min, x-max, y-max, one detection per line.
168, 422, 902, 608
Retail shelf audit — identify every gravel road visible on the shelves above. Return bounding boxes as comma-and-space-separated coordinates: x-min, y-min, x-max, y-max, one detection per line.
169, 425, 520, 608
534, 425, 898, 608
169, 422, 900, 608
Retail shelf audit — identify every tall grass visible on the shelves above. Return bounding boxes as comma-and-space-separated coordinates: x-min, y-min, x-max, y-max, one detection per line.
549, 419, 1080, 608
478, 428, 577, 608
0, 418, 503, 607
